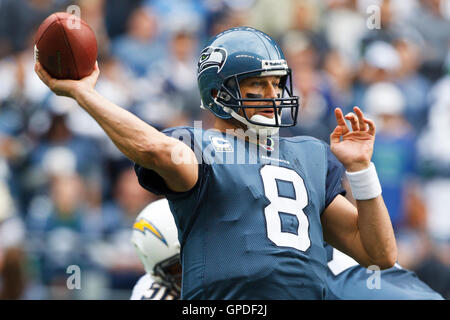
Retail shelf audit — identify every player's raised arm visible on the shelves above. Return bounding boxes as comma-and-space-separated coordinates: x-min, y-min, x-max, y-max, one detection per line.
321, 106, 397, 270
34, 61, 198, 193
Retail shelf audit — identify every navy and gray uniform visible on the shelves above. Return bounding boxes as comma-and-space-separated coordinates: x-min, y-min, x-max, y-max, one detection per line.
325, 244, 444, 300
135, 127, 346, 299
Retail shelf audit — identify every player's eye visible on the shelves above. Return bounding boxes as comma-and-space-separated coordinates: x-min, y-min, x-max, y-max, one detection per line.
251, 81, 263, 87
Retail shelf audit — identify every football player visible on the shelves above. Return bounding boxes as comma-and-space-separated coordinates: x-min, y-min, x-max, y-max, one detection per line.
35, 27, 397, 299
130, 198, 444, 300
130, 199, 181, 300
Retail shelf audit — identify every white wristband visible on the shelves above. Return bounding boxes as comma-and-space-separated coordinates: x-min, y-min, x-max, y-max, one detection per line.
345, 162, 382, 200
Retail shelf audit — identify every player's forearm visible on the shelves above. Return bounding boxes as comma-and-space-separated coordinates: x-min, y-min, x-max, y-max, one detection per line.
356, 196, 397, 269
73, 88, 164, 168
73, 88, 198, 192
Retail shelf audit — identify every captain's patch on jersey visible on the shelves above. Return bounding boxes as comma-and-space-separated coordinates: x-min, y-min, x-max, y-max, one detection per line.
210, 136, 233, 152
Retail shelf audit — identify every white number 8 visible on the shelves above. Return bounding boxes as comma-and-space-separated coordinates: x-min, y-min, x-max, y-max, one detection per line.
260, 165, 310, 251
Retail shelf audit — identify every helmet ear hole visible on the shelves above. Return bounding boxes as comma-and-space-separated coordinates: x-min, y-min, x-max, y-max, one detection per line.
211, 89, 218, 99
224, 77, 240, 99
225, 77, 237, 88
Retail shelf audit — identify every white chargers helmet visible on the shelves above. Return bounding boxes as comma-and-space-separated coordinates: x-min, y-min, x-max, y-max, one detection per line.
131, 198, 181, 293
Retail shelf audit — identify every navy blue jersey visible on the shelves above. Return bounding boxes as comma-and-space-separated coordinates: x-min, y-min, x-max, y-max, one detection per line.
325, 244, 444, 300
135, 127, 346, 299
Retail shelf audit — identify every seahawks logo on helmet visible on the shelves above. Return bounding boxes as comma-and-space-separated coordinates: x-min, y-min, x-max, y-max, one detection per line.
198, 46, 227, 75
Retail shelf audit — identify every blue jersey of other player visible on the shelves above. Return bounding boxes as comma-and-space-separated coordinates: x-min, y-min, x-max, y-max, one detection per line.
135, 127, 346, 299
325, 243, 444, 300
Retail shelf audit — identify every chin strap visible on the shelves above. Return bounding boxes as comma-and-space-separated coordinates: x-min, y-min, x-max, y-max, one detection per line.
220, 104, 281, 136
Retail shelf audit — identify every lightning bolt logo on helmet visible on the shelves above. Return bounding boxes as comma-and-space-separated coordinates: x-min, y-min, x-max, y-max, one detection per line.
133, 218, 168, 246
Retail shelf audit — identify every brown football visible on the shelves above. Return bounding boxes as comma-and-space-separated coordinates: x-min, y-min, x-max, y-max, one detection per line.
34, 12, 98, 80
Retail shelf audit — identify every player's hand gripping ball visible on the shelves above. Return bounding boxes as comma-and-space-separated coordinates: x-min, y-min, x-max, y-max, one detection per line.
34, 12, 97, 80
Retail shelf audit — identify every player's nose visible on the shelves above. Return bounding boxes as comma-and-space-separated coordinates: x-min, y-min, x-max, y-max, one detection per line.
265, 82, 282, 101
265, 84, 281, 107
265, 84, 277, 99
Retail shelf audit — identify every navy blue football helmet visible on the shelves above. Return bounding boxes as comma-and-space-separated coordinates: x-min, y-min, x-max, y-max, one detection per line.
197, 27, 299, 134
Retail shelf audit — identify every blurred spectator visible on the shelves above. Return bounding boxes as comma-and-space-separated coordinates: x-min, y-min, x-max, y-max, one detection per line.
0, 0, 67, 57
102, 163, 156, 243
0, 47, 52, 213
127, 26, 196, 129
363, 82, 418, 231
248, 0, 306, 40
321, 50, 357, 112
96, 57, 135, 111
131, 92, 188, 130
14, 49, 52, 107
359, 0, 412, 50
417, 84, 450, 242
206, 7, 251, 38
202, 0, 254, 36
413, 250, 450, 299
160, 31, 202, 121
364, 79, 450, 299
394, 38, 430, 133
361, 40, 400, 83
352, 40, 401, 112
413, 64, 450, 298
0, 180, 26, 299
281, 32, 335, 141
26, 172, 96, 299
395, 225, 450, 299
289, 0, 328, 64
409, 0, 450, 80
26, 111, 102, 202
0, 46, 50, 145
323, 0, 367, 68
0, 247, 26, 299
88, 164, 156, 298
77, 0, 111, 59
104, 0, 143, 39
111, 6, 165, 78
145, 0, 206, 36
0, 51, 49, 136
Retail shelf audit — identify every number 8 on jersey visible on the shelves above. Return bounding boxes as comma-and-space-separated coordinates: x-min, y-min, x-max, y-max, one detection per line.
260, 165, 311, 251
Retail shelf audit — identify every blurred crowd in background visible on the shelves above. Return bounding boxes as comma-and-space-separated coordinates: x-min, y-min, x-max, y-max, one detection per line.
0, 0, 449, 299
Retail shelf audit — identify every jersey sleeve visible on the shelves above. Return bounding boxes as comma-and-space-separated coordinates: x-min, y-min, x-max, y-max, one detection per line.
324, 143, 346, 208
134, 127, 207, 200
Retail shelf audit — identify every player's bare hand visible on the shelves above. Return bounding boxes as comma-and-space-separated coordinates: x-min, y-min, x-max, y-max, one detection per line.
34, 61, 99, 99
330, 106, 376, 172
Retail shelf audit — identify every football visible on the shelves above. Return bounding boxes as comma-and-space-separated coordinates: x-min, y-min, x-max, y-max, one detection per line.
34, 12, 97, 80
